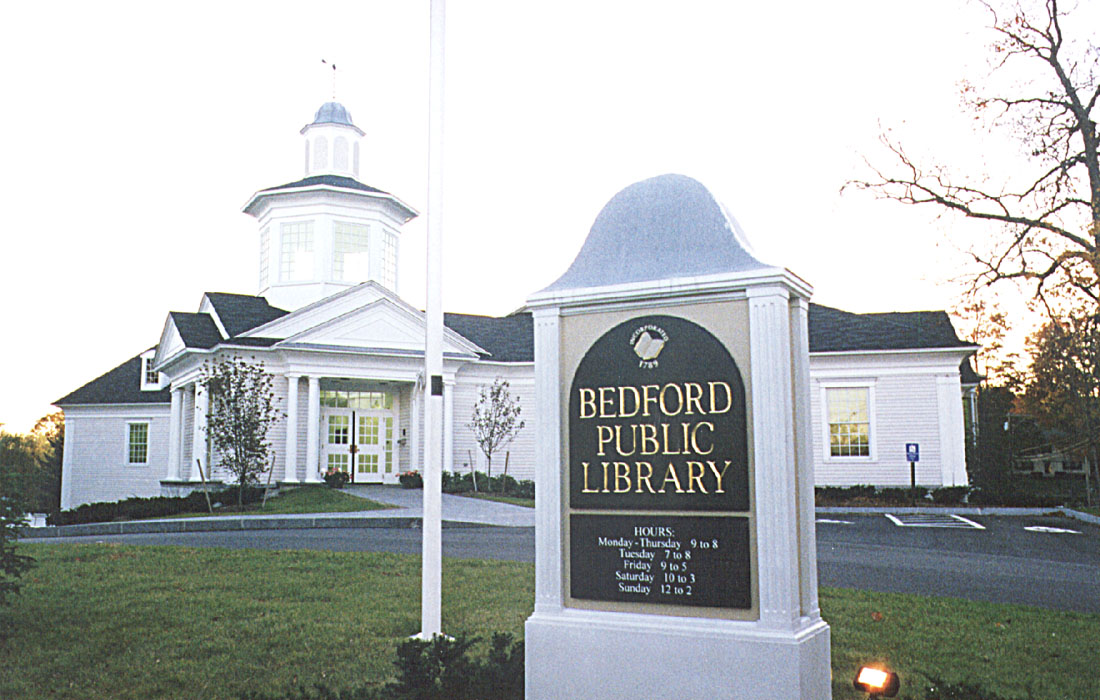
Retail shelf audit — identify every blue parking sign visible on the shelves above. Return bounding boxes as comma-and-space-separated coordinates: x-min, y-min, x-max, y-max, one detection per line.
906, 443, 919, 462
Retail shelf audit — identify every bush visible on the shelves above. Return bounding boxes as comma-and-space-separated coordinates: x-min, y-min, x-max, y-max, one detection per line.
398, 471, 423, 489
239, 632, 524, 700
48, 486, 267, 526
323, 468, 350, 489
931, 486, 971, 505
0, 495, 35, 609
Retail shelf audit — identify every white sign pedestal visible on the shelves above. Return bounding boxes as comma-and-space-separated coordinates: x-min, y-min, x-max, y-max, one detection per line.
524, 175, 831, 699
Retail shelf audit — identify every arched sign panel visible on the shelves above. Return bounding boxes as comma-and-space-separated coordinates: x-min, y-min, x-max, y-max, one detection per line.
567, 315, 752, 610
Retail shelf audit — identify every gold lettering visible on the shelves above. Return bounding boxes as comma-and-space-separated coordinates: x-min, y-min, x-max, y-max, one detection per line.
598, 387, 616, 418
684, 382, 705, 415
686, 461, 707, 493
661, 424, 681, 455
642, 385, 659, 417
614, 462, 632, 493
640, 424, 659, 455
635, 461, 656, 493
707, 460, 732, 494
601, 461, 611, 493
691, 422, 715, 455
709, 381, 733, 414
659, 383, 683, 416
659, 463, 685, 493
579, 388, 597, 419
613, 424, 635, 456
581, 462, 600, 492
618, 386, 640, 418
597, 425, 614, 456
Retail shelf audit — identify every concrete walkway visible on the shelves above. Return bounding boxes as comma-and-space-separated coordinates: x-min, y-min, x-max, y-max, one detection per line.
23, 485, 534, 538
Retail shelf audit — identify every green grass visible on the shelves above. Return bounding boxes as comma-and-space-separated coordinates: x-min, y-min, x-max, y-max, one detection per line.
169, 485, 392, 518
1, 544, 1096, 700
453, 491, 535, 508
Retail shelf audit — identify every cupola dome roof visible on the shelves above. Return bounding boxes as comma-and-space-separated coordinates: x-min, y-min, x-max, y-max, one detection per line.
311, 101, 355, 127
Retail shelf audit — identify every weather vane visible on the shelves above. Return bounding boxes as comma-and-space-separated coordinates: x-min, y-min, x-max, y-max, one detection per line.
321, 59, 337, 100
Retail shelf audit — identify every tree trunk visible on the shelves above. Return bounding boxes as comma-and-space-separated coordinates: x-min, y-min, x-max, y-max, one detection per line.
502, 451, 510, 494
468, 450, 478, 492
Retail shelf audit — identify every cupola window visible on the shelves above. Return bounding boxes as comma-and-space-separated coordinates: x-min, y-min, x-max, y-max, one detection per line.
280, 221, 315, 282
333, 221, 370, 282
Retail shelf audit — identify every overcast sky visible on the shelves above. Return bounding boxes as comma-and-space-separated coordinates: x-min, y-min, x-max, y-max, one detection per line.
2, 0, 1070, 432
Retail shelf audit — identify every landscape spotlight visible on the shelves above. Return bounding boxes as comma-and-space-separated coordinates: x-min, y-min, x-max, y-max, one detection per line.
854, 666, 899, 697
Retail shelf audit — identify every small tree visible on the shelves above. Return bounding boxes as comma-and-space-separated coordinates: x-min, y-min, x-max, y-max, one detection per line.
198, 356, 281, 508
468, 378, 525, 493
0, 454, 35, 609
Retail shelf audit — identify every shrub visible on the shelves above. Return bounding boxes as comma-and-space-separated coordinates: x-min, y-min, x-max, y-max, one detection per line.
48, 486, 267, 526
398, 471, 423, 489
239, 632, 524, 700
323, 468, 350, 489
931, 486, 971, 505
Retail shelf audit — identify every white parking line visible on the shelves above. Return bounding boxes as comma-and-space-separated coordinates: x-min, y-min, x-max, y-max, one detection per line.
1024, 526, 1081, 534
815, 518, 853, 525
884, 513, 985, 529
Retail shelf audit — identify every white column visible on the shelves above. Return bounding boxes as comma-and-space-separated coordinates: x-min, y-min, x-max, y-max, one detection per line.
190, 383, 209, 481
747, 285, 800, 631
443, 381, 454, 475
410, 381, 421, 471
530, 306, 562, 614
937, 373, 968, 486
789, 296, 821, 621
166, 386, 184, 481
284, 375, 300, 483
305, 376, 321, 483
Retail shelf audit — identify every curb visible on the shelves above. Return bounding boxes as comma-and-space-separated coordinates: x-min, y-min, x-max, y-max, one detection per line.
816, 506, 1100, 525
22, 506, 1097, 539
22, 516, 506, 539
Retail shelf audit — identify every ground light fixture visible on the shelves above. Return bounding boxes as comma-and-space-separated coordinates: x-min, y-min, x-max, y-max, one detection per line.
854, 666, 900, 697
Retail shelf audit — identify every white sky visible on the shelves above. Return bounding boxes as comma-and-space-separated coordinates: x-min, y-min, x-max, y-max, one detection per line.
0, 0, 1065, 433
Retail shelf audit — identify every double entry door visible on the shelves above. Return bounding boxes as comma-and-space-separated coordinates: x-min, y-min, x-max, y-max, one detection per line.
321, 409, 394, 483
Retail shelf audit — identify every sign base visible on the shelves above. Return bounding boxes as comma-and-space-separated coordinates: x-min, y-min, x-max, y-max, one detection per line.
525, 610, 831, 700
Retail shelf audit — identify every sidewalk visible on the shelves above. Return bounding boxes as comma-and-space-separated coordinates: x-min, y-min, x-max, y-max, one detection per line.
23, 485, 535, 539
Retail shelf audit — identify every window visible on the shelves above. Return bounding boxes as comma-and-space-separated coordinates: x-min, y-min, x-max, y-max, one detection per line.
319, 390, 394, 410
382, 231, 397, 290
140, 352, 161, 391
333, 136, 349, 171
825, 386, 872, 458
333, 221, 370, 282
280, 221, 314, 281
127, 422, 149, 465
259, 228, 270, 289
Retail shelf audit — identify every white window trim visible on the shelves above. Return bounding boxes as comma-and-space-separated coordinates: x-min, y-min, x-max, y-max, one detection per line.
140, 352, 163, 391
125, 420, 151, 467
819, 380, 877, 463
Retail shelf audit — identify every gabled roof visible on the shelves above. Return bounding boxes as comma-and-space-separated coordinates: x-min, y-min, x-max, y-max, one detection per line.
55, 351, 171, 406
807, 304, 975, 353
203, 292, 289, 338
444, 312, 533, 363
168, 312, 223, 350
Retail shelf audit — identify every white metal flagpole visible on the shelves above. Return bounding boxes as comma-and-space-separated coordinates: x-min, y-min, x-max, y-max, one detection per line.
420, 0, 445, 640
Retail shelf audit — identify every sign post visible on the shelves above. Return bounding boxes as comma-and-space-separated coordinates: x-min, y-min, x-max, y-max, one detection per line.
524, 175, 831, 699
906, 443, 920, 492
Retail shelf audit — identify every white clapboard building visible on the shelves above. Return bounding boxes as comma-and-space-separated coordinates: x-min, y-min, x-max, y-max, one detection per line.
56, 102, 979, 510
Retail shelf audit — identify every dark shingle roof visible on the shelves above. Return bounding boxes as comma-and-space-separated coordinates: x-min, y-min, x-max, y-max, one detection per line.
444, 312, 534, 362
258, 175, 389, 196
170, 312, 223, 349
960, 358, 983, 385
204, 292, 289, 337
61, 301, 977, 407
55, 351, 170, 406
807, 304, 974, 353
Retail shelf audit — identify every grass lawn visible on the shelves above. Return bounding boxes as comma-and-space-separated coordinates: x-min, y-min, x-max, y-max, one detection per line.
169, 485, 392, 518
453, 491, 534, 508
2, 544, 1096, 700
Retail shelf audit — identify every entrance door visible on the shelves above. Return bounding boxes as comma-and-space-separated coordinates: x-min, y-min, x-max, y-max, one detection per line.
321, 409, 396, 483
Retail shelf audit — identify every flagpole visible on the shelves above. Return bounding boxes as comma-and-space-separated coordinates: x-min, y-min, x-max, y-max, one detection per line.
420, 0, 445, 640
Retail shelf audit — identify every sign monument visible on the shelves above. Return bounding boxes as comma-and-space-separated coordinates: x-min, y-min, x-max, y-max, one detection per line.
525, 175, 831, 699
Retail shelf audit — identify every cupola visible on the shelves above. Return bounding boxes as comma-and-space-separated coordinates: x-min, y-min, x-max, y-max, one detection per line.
301, 101, 365, 179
